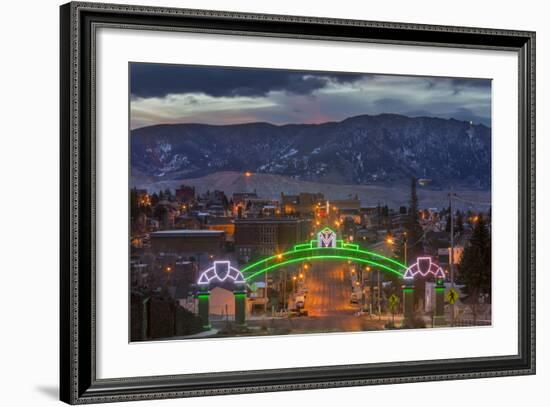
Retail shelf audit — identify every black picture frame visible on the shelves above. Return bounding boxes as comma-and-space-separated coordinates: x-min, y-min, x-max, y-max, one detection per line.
60, 2, 536, 404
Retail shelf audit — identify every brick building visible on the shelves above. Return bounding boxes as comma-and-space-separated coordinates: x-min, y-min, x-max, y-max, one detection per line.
234, 218, 311, 262
150, 230, 225, 257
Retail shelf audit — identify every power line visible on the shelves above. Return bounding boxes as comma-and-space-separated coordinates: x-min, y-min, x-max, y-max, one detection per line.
452, 194, 491, 206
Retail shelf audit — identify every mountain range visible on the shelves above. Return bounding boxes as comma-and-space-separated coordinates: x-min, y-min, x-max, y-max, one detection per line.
131, 113, 491, 191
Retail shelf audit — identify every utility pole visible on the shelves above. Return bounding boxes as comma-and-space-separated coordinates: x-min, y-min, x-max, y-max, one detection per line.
282, 271, 286, 313
402, 235, 408, 315
264, 271, 268, 314
449, 188, 456, 325
377, 270, 381, 319
403, 233, 408, 266
369, 269, 374, 316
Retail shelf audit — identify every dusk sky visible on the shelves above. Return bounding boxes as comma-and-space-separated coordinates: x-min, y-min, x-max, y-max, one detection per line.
130, 63, 492, 130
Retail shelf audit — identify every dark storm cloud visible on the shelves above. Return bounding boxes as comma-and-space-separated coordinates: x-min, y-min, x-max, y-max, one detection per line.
130, 63, 366, 98
450, 78, 491, 95
130, 65, 492, 129
373, 98, 410, 111
450, 78, 492, 88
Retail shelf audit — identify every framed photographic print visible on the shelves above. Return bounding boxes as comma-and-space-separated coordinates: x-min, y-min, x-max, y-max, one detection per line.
60, 1, 535, 404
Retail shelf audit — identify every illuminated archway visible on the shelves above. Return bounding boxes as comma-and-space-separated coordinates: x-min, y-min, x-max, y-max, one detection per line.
194, 228, 415, 330
241, 227, 407, 281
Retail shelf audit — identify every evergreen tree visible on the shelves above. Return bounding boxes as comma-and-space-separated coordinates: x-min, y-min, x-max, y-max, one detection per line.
154, 205, 167, 222
151, 192, 159, 207
457, 214, 491, 321
222, 194, 230, 211
406, 177, 424, 261
455, 210, 464, 235
405, 177, 425, 307
389, 233, 407, 292
445, 205, 452, 233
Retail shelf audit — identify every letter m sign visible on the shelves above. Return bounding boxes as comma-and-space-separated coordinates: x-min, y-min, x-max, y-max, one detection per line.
318, 228, 337, 248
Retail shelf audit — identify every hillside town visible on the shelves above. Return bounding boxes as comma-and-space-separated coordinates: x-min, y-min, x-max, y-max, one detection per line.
130, 176, 491, 341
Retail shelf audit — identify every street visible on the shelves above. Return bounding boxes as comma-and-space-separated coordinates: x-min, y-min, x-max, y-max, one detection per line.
223, 262, 387, 336
306, 262, 354, 317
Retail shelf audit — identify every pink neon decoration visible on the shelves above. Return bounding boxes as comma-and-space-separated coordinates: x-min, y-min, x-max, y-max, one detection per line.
403, 257, 445, 280
197, 261, 245, 285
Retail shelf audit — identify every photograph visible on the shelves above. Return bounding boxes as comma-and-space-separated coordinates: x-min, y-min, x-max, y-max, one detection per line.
129, 63, 493, 341
54, 1, 536, 404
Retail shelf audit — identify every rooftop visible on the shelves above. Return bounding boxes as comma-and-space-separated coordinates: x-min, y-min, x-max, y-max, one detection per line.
150, 229, 225, 238
234, 217, 304, 224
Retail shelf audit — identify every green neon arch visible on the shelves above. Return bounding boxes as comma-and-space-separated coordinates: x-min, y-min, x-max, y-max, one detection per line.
242, 239, 407, 281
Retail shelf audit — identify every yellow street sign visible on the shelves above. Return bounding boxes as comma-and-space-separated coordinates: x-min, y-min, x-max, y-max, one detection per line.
388, 294, 399, 311
446, 287, 459, 304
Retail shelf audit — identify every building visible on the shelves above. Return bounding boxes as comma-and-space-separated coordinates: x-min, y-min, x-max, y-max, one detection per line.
331, 198, 361, 212
175, 184, 195, 202
233, 192, 258, 205
234, 218, 311, 262
205, 217, 235, 241
174, 215, 202, 230
281, 192, 324, 215
150, 229, 226, 257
